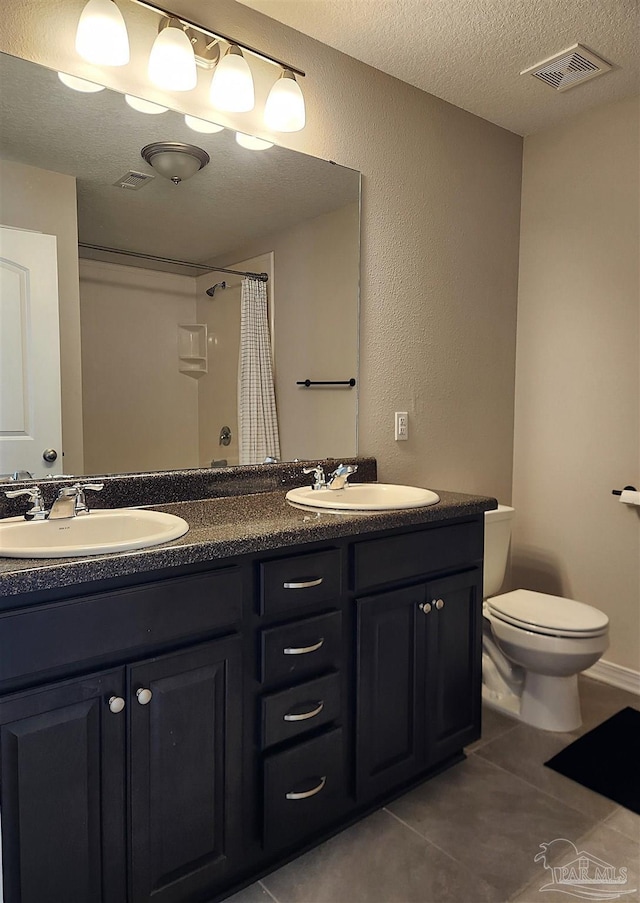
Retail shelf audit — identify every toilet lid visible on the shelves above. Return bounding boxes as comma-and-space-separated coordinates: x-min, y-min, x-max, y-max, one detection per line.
486, 590, 609, 637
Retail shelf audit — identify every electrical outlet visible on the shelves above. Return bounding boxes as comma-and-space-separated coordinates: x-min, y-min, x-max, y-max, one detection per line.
395, 411, 408, 441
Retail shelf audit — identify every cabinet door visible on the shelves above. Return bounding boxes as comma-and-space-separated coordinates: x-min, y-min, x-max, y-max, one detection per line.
0, 669, 126, 903
356, 584, 427, 802
423, 569, 482, 765
129, 636, 242, 903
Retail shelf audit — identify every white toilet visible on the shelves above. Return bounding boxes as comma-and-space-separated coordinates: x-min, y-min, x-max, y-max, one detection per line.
483, 505, 609, 732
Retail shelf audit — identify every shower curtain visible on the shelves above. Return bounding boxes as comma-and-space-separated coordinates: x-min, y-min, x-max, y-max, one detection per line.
238, 277, 281, 465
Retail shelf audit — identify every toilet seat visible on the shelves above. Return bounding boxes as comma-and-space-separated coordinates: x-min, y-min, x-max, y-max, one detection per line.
486, 590, 609, 639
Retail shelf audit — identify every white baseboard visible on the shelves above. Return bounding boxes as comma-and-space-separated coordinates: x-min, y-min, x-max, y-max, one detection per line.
583, 659, 640, 696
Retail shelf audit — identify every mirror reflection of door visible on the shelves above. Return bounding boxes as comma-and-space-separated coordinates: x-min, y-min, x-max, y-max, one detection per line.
0, 226, 62, 478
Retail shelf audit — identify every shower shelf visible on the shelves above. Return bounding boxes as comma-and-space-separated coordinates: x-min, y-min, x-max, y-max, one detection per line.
178, 324, 208, 377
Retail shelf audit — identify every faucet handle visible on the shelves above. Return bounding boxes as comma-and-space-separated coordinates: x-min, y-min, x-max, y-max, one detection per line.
5, 486, 48, 520
72, 482, 104, 515
302, 465, 326, 490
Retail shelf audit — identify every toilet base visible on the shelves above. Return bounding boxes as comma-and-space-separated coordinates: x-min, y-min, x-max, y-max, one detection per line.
482, 672, 582, 732
521, 672, 581, 732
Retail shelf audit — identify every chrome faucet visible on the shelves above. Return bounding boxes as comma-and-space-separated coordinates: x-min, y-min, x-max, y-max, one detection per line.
49, 482, 104, 519
326, 463, 358, 490
302, 465, 327, 490
4, 486, 48, 521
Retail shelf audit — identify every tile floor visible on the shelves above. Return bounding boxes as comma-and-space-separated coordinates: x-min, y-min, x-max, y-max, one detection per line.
228, 677, 640, 903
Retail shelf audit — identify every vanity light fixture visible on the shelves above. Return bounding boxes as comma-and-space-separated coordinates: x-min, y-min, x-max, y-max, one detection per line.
264, 70, 306, 132
184, 115, 224, 134
235, 133, 273, 151
75, 0, 130, 66
125, 94, 168, 114
75, 0, 308, 131
210, 45, 255, 113
148, 17, 197, 91
57, 72, 106, 93
141, 141, 210, 183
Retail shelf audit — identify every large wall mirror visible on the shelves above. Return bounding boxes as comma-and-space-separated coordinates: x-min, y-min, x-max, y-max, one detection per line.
0, 51, 360, 478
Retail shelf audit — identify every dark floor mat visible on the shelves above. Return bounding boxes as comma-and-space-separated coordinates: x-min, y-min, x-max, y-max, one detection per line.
545, 706, 640, 814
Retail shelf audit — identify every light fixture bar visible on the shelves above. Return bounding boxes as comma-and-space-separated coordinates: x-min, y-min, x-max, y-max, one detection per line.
129, 0, 305, 77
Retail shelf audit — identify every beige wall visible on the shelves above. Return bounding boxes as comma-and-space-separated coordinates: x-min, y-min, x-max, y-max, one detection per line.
513, 96, 640, 671
1, 0, 522, 501
217, 205, 359, 462
0, 158, 84, 473
79, 259, 199, 473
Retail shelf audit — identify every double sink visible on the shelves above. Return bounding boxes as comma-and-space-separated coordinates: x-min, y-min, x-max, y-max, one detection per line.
0, 482, 439, 559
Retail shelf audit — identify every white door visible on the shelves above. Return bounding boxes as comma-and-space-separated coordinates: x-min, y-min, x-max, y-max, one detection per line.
0, 226, 62, 478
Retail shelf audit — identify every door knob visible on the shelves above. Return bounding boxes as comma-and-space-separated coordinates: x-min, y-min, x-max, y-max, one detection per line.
136, 688, 153, 705
108, 696, 125, 713
42, 448, 58, 463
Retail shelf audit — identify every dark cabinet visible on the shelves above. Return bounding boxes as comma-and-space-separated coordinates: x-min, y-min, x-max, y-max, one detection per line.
356, 569, 481, 802
130, 638, 242, 903
0, 669, 127, 903
0, 638, 242, 903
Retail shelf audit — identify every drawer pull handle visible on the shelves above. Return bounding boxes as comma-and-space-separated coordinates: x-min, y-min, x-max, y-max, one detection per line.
285, 776, 327, 800
283, 701, 325, 722
283, 577, 324, 590
284, 638, 324, 655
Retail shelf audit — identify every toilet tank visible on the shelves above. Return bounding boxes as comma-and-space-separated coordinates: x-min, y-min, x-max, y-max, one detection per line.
483, 505, 515, 598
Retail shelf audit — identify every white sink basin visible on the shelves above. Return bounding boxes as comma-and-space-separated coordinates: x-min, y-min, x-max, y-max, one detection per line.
0, 509, 189, 558
286, 483, 440, 511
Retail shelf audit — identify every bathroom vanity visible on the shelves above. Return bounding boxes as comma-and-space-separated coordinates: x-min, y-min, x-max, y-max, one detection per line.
0, 466, 495, 903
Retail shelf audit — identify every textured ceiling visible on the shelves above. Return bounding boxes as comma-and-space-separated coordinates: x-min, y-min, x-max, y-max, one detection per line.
0, 52, 359, 270
237, 0, 639, 135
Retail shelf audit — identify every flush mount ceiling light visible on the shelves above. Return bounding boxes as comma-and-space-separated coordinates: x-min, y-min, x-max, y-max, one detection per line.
264, 70, 305, 132
141, 141, 210, 183
77, 0, 307, 132
148, 17, 197, 91
75, 0, 130, 66
184, 115, 224, 134
235, 133, 273, 151
210, 45, 255, 113
58, 72, 106, 93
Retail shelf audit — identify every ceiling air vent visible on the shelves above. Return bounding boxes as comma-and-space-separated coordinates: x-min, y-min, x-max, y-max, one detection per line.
114, 170, 155, 190
521, 44, 612, 92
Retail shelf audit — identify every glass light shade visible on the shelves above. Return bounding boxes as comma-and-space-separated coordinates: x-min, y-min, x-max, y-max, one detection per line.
57, 72, 105, 93
210, 46, 254, 113
235, 133, 273, 151
125, 95, 168, 114
264, 70, 305, 132
75, 0, 129, 66
184, 115, 224, 134
148, 22, 197, 92
148, 152, 202, 182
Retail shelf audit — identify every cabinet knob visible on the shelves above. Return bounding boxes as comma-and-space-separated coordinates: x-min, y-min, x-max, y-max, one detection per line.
108, 696, 125, 714
136, 688, 153, 705
435, 598, 445, 610
419, 602, 432, 614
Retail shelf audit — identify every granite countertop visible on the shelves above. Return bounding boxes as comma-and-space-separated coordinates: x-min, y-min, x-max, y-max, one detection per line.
0, 488, 496, 597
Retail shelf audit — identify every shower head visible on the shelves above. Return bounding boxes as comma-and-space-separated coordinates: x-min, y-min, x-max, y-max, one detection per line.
206, 281, 227, 297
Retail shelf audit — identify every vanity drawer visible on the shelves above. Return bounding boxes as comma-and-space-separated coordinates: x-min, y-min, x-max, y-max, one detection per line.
0, 567, 242, 684
261, 611, 342, 685
263, 727, 346, 851
260, 549, 342, 616
262, 671, 341, 749
353, 521, 483, 592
